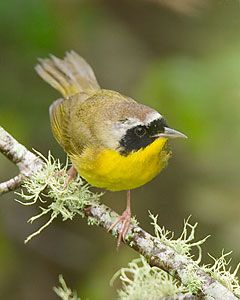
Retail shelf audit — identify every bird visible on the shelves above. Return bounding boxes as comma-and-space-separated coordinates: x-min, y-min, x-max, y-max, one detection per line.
35, 51, 187, 247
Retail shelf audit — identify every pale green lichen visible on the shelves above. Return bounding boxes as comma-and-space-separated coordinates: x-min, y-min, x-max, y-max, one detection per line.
87, 215, 100, 226
130, 215, 139, 227
111, 256, 188, 300
149, 211, 209, 261
54, 275, 81, 300
183, 264, 203, 294
112, 213, 207, 299
202, 251, 240, 297
16, 151, 101, 243
114, 214, 240, 299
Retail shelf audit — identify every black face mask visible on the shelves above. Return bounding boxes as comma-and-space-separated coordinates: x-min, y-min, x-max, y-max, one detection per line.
119, 118, 168, 155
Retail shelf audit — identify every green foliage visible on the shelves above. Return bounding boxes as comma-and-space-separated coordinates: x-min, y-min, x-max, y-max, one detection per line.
16, 151, 101, 243
54, 275, 81, 300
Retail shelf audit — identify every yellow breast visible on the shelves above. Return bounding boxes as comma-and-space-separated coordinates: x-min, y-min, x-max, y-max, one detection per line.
71, 138, 171, 191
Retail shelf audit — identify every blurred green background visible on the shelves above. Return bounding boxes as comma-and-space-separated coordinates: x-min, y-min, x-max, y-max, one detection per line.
0, 0, 240, 299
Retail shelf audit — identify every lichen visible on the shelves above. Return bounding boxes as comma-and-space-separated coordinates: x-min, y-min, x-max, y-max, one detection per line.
202, 251, 240, 297
87, 215, 100, 226
16, 151, 101, 243
111, 256, 189, 300
54, 275, 81, 300
112, 213, 208, 299
149, 211, 209, 260
114, 213, 240, 299
183, 264, 203, 294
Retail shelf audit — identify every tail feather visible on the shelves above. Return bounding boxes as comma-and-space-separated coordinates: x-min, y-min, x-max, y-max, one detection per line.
35, 51, 100, 97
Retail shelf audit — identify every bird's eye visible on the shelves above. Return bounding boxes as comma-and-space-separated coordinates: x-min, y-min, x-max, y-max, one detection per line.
134, 126, 146, 137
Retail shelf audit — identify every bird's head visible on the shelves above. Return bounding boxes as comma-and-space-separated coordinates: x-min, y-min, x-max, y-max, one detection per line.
98, 99, 187, 155
117, 113, 186, 155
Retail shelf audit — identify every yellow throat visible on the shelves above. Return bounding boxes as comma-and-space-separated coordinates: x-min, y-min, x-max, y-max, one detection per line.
71, 137, 171, 191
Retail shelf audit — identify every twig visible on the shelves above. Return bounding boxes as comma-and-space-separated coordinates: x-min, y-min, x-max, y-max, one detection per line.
0, 126, 239, 300
0, 174, 24, 194
0, 126, 43, 195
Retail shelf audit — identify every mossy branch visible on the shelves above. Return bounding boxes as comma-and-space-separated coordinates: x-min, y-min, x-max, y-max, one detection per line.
0, 125, 240, 300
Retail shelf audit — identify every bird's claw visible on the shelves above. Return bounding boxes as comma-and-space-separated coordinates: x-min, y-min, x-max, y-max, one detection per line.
108, 209, 131, 249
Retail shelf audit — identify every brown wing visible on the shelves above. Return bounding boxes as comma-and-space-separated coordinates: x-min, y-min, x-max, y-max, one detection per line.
49, 92, 96, 155
49, 89, 145, 156
49, 98, 72, 153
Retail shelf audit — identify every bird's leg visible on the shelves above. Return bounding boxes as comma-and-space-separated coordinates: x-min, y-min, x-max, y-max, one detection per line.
108, 190, 132, 248
64, 165, 77, 187
67, 165, 77, 180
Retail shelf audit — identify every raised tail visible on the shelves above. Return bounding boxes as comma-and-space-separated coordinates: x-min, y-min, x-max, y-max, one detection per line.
35, 51, 100, 97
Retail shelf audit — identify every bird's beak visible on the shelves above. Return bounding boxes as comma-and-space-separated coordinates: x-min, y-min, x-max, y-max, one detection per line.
156, 127, 188, 139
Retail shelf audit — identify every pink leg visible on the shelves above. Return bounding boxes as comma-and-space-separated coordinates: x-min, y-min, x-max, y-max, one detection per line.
108, 190, 132, 248
64, 165, 77, 187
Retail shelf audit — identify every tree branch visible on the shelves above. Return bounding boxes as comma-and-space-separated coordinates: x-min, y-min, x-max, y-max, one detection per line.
0, 126, 239, 300
85, 204, 238, 300
0, 173, 24, 194
0, 126, 42, 195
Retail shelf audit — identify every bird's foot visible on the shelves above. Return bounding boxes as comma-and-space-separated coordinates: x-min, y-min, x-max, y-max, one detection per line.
108, 208, 131, 249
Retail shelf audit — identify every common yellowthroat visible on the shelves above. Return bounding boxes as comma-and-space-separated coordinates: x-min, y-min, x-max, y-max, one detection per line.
36, 51, 186, 247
